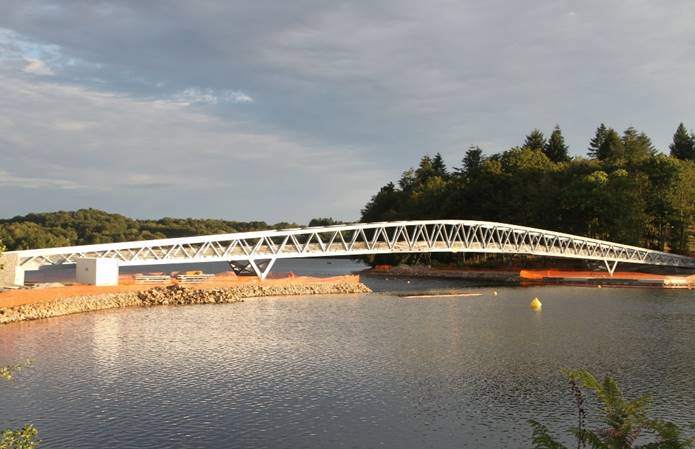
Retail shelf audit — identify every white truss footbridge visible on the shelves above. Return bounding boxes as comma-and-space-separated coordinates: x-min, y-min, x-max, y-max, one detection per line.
7, 220, 695, 281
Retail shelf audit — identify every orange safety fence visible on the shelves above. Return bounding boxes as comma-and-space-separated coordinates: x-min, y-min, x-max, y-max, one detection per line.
520, 269, 682, 281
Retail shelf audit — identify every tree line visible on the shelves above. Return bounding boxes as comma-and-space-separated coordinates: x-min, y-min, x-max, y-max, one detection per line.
0, 209, 298, 251
361, 123, 695, 255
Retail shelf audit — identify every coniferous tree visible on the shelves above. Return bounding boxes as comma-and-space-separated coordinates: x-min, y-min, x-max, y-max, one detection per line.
414, 156, 435, 185
359, 125, 695, 257
544, 125, 570, 162
524, 129, 547, 151
458, 145, 484, 179
622, 126, 655, 164
431, 152, 448, 177
669, 123, 695, 160
596, 128, 624, 163
361, 182, 401, 222
588, 123, 608, 158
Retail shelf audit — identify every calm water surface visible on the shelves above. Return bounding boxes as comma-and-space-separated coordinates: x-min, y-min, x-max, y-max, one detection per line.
1, 276, 694, 448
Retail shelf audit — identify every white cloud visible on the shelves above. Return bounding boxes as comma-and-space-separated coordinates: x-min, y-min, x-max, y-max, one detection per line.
171, 87, 253, 105
24, 58, 54, 75
0, 75, 389, 221
0, 170, 83, 189
0, 28, 61, 74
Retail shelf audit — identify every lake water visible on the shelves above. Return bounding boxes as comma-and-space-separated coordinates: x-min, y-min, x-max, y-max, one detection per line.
3, 262, 695, 448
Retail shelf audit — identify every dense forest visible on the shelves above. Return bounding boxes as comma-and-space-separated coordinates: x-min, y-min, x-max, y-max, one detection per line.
361, 123, 695, 255
0, 209, 298, 250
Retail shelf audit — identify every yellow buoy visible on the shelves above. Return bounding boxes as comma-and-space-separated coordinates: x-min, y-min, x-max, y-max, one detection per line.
530, 297, 542, 311
493, 291, 498, 296
597, 284, 602, 289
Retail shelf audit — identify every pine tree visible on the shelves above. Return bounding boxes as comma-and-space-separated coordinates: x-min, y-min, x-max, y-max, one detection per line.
622, 126, 655, 164
431, 152, 448, 177
524, 129, 547, 151
544, 125, 570, 162
414, 155, 436, 185
669, 123, 695, 160
588, 123, 608, 158
457, 145, 484, 179
596, 128, 624, 163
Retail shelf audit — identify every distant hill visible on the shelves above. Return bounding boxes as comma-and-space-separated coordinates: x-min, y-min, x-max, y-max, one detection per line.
0, 209, 298, 251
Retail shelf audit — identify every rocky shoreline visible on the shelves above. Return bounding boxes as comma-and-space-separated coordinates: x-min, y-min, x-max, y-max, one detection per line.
0, 281, 372, 325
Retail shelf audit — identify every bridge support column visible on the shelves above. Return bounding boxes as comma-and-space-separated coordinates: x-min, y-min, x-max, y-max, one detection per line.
249, 258, 276, 280
76, 258, 119, 286
604, 260, 618, 277
0, 253, 25, 287
229, 258, 276, 280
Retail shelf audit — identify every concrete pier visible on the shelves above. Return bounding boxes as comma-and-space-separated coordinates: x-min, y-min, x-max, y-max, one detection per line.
76, 258, 119, 286
0, 253, 25, 287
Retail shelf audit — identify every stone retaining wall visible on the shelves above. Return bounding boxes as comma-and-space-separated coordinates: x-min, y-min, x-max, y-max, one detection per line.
0, 282, 372, 325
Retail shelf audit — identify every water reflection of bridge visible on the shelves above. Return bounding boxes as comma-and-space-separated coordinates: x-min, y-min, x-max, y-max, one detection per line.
5, 220, 695, 284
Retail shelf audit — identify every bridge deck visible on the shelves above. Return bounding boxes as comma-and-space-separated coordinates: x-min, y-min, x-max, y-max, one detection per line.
6, 220, 695, 280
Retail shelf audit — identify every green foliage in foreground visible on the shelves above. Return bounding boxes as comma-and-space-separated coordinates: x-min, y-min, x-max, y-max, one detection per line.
529, 369, 694, 449
1, 364, 40, 449
0, 426, 39, 449
0, 363, 28, 381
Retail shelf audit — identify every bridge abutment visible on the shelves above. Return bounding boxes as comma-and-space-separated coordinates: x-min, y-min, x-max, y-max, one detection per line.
0, 253, 25, 287
76, 258, 119, 286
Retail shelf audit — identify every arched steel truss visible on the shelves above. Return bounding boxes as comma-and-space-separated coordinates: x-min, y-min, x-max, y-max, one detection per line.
8, 220, 695, 279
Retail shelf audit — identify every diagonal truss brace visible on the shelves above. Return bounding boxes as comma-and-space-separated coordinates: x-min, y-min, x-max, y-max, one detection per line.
228, 258, 276, 279
248, 258, 276, 280
604, 260, 619, 277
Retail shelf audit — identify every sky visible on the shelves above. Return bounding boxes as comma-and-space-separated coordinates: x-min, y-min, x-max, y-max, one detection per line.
1, 0, 694, 224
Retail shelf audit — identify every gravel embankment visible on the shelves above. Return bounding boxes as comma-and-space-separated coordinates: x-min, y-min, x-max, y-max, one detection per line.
0, 282, 372, 325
